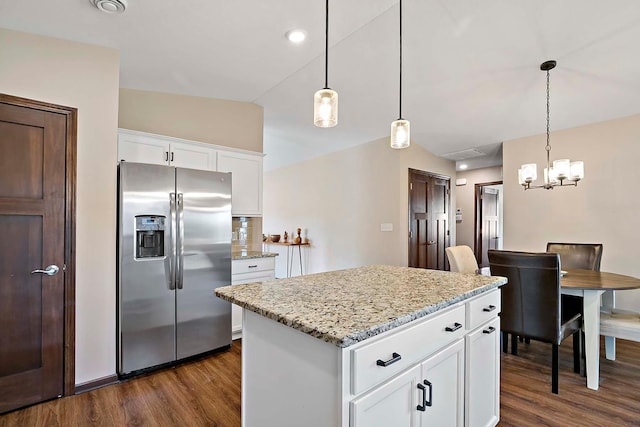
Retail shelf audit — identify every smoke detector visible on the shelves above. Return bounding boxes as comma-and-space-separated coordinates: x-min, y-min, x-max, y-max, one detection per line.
91, 0, 128, 14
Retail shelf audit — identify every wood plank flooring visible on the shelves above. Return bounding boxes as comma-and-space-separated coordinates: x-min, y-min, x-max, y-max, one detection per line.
1, 337, 639, 426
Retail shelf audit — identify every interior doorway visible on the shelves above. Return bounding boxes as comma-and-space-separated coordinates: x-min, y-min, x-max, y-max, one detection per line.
474, 181, 503, 268
0, 94, 77, 413
408, 169, 450, 270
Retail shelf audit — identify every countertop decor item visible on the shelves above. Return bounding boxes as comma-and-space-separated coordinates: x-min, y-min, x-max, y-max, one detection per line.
518, 60, 585, 190
293, 227, 302, 244
269, 234, 280, 243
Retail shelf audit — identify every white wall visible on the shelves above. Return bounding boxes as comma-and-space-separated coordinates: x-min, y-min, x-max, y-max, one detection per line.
453, 166, 503, 250
503, 114, 640, 310
0, 28, 120, 384
264, 138, 456, 276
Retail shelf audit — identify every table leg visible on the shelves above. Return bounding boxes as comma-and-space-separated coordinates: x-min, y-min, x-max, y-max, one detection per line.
605, 336, 616, 360
298, 245, 303, 276
583, 290, 604, 390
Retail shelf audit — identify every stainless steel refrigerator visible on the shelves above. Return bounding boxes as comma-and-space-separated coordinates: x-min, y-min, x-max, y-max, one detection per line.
117, 162, 232, 376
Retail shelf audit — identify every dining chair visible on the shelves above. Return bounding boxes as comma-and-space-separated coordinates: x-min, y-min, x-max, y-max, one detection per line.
546, 242, 603, 324
445, 245, 479, 274
488, 249, 582, 394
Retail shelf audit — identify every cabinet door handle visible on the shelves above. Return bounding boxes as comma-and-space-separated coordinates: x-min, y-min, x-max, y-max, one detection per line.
445, 322, 462, 332
165, 151, 169, 162
248, 265, 258, 268
483, 326, 496, 334
416, 380, 432, 411
376, 352, 401, 367
171, 152, 174, 162
483, 305, 497, 312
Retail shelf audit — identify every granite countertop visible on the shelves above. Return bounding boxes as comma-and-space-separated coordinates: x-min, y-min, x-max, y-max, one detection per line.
232, 251, 278, 260
215, 264, 506, 348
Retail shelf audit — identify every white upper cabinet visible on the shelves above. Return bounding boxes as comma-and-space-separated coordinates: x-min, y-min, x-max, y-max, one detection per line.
217, 150, 263, 217
118, 131, 171, 166
118, 129, 263, 216
117, 129, 216, 171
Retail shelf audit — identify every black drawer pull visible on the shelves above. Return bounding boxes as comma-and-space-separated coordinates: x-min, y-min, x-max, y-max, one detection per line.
483, 326, 496, 334
248, 265, 258, 268
376, 352, 401, 367
416, 380, 433, 411
445, 322, 462, 332
483, 305, 497, 312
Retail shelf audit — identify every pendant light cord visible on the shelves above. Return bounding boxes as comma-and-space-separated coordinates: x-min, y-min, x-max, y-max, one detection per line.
324, 0, 329, 89
399, 0, 403, 119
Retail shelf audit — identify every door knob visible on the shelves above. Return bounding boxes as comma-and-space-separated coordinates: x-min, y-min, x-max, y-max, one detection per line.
427, 240, 437, 245
31, 265, 60, 276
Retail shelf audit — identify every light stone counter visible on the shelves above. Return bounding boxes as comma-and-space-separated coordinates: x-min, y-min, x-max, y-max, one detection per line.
231, 250, 278, 260
215, 264, 506, 348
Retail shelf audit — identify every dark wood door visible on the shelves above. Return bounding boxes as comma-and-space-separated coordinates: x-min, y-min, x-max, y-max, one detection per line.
408, 169, 450, 270
0, 99, 67, 412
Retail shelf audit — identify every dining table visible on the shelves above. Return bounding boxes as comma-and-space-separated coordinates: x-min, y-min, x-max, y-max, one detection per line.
561, 268, 640, 390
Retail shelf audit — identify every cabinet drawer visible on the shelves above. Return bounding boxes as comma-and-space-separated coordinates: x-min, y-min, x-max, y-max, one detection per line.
232, 257, 275, 275
351, 304, 466, 395
466, 289, 500, 331
232, 270, 275, 285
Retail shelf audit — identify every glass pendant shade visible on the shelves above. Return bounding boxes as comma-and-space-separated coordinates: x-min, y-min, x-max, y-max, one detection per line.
570, 161, 584, 180
552, 159, 570, 180
520, 163, 537, 183
314, 88, 338, 128
544, 166, 559, 185
390, 119, 410, 149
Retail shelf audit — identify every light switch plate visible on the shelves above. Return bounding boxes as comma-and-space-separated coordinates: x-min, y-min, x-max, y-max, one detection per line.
380, 223, 393, 232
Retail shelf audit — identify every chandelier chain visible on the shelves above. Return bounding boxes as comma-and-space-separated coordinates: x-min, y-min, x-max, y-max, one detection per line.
545, 68, 551, 172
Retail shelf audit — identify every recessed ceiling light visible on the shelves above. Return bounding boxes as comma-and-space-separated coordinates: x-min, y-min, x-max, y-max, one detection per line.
285, 30, 307, 44
459, 164, 468, 170
91, 0, 127, 14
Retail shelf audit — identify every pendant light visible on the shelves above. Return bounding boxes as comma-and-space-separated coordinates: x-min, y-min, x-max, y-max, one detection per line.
314, 0, 338, 128
518, 60, 584, 190
390, 0, 410, 149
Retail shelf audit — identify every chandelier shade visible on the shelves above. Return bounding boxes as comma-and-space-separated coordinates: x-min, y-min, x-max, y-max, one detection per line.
519, 60, 584, 190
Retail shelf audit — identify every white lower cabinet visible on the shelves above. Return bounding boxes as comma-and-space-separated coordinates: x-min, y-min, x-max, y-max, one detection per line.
231, 258, 275, 336
465, 317, 500, 427
351, 364, 420, 427
351, 340, 464, 427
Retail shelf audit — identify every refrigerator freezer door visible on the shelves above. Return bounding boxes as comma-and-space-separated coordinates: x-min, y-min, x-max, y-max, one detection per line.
118, 162, 177, 374
175, 168, 232, 359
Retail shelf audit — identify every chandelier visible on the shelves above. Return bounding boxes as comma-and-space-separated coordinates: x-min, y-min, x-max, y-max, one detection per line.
518, 60, 584, 190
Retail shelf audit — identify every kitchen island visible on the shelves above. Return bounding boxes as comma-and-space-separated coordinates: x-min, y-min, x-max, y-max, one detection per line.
215, 265, 506, 427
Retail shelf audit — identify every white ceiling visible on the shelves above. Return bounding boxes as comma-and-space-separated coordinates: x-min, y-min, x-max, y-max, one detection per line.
2, 0, 640, 171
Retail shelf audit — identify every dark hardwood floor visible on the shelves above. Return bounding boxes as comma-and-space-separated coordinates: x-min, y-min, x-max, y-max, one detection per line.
1, 337, 639, 426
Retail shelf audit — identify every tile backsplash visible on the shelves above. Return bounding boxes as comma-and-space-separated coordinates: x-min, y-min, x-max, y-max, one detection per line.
232, 217, 263, 252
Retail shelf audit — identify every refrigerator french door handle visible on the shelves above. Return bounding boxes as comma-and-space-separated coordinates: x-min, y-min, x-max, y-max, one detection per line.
169, 192, 177, 290
177, 193, 185, 289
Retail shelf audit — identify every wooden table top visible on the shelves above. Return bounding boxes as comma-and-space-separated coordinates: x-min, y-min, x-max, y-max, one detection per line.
561, 269, 640, 291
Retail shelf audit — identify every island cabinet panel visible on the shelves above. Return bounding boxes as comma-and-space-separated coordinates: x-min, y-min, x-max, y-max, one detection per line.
242, 310, 343, 427
465, 317, 500, 427
351, 304, 466, 395
351, 339, 464, 427
350, 364, 420, 427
